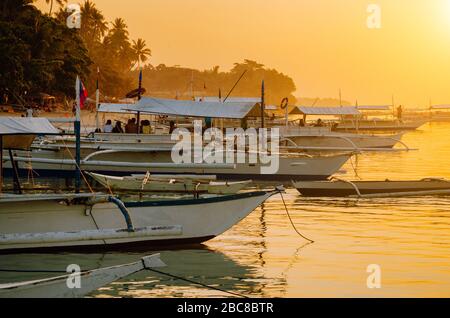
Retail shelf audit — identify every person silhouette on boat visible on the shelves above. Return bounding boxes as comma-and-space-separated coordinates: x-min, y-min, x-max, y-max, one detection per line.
397, 105, 403, 122
169, 120, 176, 134
112, 121, 124, 133
314, 118, 324, 127
104, 119, 113, 133
141, 120, 151, 134
125, 118, 138, 133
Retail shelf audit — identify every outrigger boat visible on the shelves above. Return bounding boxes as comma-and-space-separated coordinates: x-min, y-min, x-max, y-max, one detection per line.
0, 190, 277, 252
0, 254, 165, 298
293, 178, 450, 197
288, 105, 426, 132
87, 172, 252, 194
279, 126, 406, 151
0, 117, 278, 252
430, 105, 450, 122
5, 97, 365, 181
5, 145, 351, 181
279, 106, 410, 151
339, 105, 427, 131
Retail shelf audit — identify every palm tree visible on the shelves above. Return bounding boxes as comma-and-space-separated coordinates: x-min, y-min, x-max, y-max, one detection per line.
132, 38, 151, 69
107, 18, 130, 51
91, 10, 108, 40
105, 18, 133, 72
110, 18, 128, 36
78, 1, 108, 51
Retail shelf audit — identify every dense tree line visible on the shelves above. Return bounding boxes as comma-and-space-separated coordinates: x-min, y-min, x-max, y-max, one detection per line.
1, 0, 297, 106
0, 0, 90, 105
138, 59, 297, 105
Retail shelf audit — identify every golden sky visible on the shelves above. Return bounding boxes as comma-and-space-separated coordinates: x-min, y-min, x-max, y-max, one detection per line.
36, 0, 450, 107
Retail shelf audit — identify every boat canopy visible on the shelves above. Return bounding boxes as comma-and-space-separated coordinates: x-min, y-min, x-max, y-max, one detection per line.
289, 106, 360, 116
0, 117, 59, 150
195, 97, 261, 103
431, 105, 450, 110
0, 117, 59, 135
123, 97, 262, 119
98, 103, 137, 114
357, 105, 392, 110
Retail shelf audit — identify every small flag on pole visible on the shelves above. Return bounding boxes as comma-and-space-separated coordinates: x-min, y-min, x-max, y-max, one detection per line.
96, 67, 99, 91
79, 80, 88, 109
75, 76, 88, 121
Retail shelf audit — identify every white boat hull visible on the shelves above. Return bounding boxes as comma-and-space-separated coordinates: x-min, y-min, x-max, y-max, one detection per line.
0, 191, 274, 252
335, 119, 427, 131
284, 132, 403, 149
5, 148, 351, 181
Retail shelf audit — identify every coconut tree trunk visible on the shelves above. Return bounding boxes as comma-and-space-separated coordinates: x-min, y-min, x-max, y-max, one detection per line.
49, 0, 54, 16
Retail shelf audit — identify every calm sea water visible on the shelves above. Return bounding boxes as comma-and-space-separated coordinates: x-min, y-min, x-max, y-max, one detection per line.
1, 122, 450, 297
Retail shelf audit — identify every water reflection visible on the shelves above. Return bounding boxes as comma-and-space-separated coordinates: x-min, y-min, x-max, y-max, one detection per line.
0, 247, 287, 298
2, 123, 450, 297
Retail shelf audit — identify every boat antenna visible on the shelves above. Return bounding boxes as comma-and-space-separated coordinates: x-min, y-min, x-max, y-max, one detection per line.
392, 94, 395, 116
190, 70, 194, 100
223, 70, 247, 102
261, 80, 265, 129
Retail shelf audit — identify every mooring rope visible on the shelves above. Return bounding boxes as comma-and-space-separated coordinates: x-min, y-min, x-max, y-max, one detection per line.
278, 190, 314, 243
60, 139, 94, 193
147, 267, 249, 298
349, 152, 361, 179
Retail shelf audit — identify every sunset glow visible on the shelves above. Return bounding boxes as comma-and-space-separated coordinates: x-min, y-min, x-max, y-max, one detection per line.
32, 0, 450, 107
